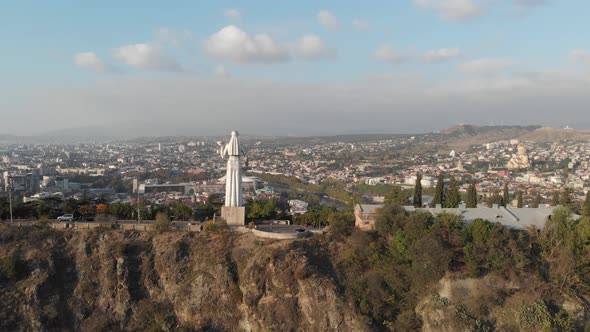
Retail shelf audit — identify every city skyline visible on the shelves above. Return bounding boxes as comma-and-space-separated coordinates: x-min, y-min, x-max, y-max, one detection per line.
2, 1, 590, 136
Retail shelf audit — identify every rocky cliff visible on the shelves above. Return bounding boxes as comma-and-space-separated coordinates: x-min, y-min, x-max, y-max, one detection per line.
0, 227, 365, 331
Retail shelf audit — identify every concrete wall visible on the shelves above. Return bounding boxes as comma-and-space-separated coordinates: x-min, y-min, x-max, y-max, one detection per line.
221, 206, 245, 226
119, 223, 155, 231
71, 222, 105, 230
250, 228, 310, 240
52, 222, 70, 230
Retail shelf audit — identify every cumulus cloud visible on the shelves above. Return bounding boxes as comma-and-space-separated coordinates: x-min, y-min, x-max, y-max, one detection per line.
154, 28, 193, 48
569, 50, 590, 65
423, 48, 462, 62
203, 25, 289, 64
225, 9, 240, 19
414, 0, 482, 21
294, 35, 335, 60
114, 43, 182, 71
375, 45, 409, 64
459, 58, 517, 75
73, 52, 117, 73
352, 19, 369, 31
317, 10, 339, 28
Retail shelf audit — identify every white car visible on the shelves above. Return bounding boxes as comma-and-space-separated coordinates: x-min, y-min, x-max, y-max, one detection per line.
57, 214, 74, 222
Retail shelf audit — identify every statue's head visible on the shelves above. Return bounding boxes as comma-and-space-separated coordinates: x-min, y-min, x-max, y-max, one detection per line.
231, 130, 238, 137
517, 144, 526, 155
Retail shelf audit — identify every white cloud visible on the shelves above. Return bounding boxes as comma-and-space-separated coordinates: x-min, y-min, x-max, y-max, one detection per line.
423, 48, 462, 62
155, 28, 193, 48
375, 45, 409, 64
570, 50, 590, 65
225, 9, 240, 19
352, 19, 369, 31
114, 43, 182, 71
203, 25, 289, 64
294, 35, 335, 60
459, 58, 517, 75
317, 10, 339, 28
414, 0, 482, 21
73, 52, 117, 73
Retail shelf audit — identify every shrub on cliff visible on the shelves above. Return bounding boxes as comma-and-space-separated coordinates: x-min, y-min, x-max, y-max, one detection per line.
0, 254, 20, 281
155, 212, 171, 234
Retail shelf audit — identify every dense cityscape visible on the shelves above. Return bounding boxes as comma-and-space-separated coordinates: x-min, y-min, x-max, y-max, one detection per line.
2, 125, 589, 222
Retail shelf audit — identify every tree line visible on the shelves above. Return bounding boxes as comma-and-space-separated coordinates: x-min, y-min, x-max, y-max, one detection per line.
325, 197, 590, 331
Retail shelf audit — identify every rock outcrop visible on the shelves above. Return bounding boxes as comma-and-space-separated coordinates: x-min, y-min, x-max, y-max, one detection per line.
0, 228, 365, 331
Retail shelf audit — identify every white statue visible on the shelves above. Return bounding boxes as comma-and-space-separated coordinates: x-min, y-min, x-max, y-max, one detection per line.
219, 130, 244, 207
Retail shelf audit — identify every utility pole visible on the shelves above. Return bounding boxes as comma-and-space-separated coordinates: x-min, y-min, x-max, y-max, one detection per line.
8, 176, 13, 223
137, 180, 141, 224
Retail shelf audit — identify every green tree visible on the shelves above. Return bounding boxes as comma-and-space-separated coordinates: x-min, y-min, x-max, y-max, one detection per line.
503, 183, 510, 207
582, 190, 590, 217
108, 203, 135, 220
206, 193, 224, 214
62, 198, 79, 214
551, 190, 560, 207
172, 203, 193, 221
374, 203, 408, 236
246, 199, 277, 220
560, 188, 575, 211
413, 172, 422, 208
444, 177, 460, 208
465, 182, 477, 208
328, 210, 355, 241
433, 174, 444, 207
384, 186, 409, 206
532, 192, 541, 208
517, 191, 524, 208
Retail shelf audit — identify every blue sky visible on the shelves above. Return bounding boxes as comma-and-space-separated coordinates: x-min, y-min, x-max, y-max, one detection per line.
1, 0, 590, 136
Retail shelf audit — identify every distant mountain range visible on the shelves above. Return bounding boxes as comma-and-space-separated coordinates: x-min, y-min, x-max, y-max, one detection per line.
0, 124, 588, 145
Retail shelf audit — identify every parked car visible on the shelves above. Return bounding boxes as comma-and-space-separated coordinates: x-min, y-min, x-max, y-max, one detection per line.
57, 214, 74, 222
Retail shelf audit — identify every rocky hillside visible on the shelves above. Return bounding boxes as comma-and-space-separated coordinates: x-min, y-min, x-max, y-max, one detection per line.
0, 227, 364, 331
1, 218, 588, 331
517, 127, 590, 143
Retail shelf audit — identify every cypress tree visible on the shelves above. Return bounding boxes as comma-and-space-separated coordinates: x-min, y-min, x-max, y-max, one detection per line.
551, 190, 560, 206
413, 172, 423, 208
532, 192, 541, 208
445, 177, 461, 208
433, 174, 444, 207
517, 191, 523, 208
560, 188, 574, 210
582, 191, 590, 217
466, 182, 477, 208
502, 183, 510, 207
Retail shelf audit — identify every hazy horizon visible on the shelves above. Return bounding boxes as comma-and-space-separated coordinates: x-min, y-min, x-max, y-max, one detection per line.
2, 1, 590, 136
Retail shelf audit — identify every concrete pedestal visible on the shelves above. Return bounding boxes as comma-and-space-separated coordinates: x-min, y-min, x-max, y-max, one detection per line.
221, 206, 245, 226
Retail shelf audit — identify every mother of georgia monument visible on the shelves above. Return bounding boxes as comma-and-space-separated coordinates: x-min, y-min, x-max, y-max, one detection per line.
218, 130, 246, 225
